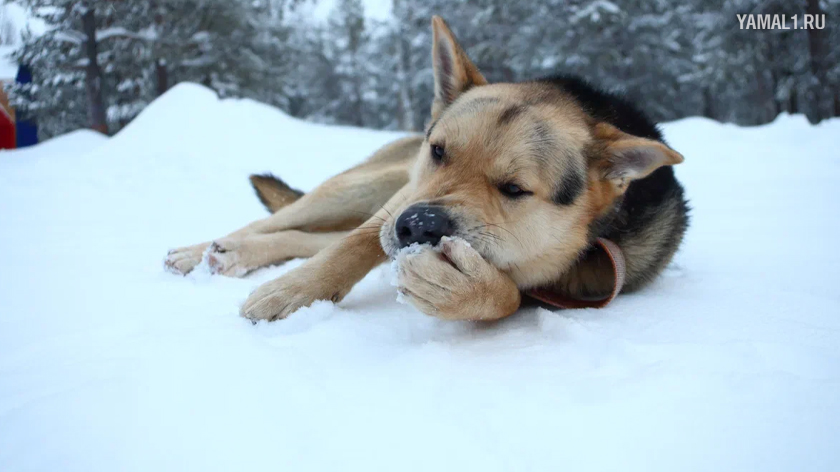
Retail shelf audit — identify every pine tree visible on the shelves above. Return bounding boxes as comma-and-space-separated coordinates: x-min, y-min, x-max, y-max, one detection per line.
9, 1, 116, 137
327, 0, 368, 127
8, 0, 840, 139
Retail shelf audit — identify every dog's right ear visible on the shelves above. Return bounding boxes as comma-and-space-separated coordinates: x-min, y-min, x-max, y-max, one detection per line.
431, 16, 487, 120
591, 122, 684, 192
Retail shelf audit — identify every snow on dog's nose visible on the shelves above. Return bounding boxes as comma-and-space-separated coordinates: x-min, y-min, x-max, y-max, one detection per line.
394, 205, 455, 248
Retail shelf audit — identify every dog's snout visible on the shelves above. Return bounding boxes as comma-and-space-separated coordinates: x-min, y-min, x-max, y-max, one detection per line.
395, 205, 454, 248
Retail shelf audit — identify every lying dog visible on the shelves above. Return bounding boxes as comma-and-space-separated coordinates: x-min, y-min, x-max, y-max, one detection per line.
165, 16, 689, 322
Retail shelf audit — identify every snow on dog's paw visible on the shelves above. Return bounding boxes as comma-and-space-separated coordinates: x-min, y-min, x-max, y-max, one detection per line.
390, 236, 517, 321
205, 236, 280, 278
390, 240, 465, 305
390, 243, 435, 286
205, 240, 249, 278
164, 242, 211, 275
391, 243, 430, 305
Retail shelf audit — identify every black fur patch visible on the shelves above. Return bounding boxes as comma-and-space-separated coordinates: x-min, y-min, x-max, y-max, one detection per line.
529, 121, 556, 164
532, 74, 689, 292
537, 74, 663, 141
498, 104, 526, 125
553, 170, 584, 205
425, 119, 439, 139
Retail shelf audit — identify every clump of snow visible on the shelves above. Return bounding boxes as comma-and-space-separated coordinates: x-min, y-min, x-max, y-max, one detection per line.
391, 241, 433, 274
1, 83, 839, 471
390, 242, 435, 304
191, 243, 219, 280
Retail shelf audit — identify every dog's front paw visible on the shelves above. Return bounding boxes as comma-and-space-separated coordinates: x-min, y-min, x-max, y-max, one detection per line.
240, 269, 344, 322
165, 242, 211, 275
396, 237, 520, 321
206, 238, 255, 278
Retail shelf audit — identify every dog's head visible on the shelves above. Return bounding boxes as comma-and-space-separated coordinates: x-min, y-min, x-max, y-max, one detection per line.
380, 16, 684, 288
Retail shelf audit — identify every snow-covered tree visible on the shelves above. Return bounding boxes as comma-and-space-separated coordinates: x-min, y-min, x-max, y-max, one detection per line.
7, 0, 840, 139
8, 0, 287, 138
8, 1, 119, 136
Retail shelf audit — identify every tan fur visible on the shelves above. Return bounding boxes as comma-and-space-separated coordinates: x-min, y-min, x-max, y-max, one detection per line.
166, 16, 685, 322
238, 188, 405, 321
205, 231, 352, 277
396, 237, 521, 321
165, 136, 420, 277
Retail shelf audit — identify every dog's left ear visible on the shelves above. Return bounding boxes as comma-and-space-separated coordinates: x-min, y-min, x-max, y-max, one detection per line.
592, 123, 684, 188
430, 16, 487, 120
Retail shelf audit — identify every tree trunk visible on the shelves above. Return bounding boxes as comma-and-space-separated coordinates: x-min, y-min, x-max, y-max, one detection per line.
393, 0, 417, 130
805, 0, 828, 123
702, 87, 715, 120
81, 7, 108, 135
155, 59, 168, 96
350, 52, 364, 127
764, 43, 782, 117
152, 1, 168, 97
834, 91, 840, 117
351, 80, 364, 127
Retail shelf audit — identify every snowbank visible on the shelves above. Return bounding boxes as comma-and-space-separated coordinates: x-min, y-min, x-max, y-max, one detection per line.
1, 83, 839, 471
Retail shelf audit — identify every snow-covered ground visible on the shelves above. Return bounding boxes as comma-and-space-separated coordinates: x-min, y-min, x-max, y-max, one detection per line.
1, 83, 839, 471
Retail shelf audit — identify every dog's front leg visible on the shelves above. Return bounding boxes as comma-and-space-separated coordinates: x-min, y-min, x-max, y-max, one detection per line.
240, 186, 410, 321
395, 237, 521, 321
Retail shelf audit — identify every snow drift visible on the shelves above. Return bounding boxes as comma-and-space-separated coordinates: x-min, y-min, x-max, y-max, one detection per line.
1, 83, 839, 471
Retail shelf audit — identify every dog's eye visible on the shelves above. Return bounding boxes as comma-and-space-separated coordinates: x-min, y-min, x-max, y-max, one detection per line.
430, 144, 445, 162
498, 183, 532, 198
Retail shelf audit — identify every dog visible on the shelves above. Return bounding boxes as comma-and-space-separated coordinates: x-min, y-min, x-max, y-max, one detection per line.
165, 16, 689, 322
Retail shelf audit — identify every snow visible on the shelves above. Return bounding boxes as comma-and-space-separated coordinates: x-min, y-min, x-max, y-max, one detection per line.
2, 3, 48, 40
571, 0, 622, 24
1, 83, 840, 471
96, 27, 146, 42
310, 0, 393, 22
0, 45, 18, 80
0, 3, 49, 79
390, 242, 435, 303
53, 30, 84, 45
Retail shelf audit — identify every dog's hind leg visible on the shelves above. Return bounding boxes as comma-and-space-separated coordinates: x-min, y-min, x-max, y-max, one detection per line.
240, 136, 420, 234
165, 168, 405, 275
165, 136, 419, 275
165, 178, 306, 275
239, 164, 409, 235
204, 230, 352, 277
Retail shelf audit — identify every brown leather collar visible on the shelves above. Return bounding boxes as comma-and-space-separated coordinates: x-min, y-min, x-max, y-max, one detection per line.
526, 238, 626, 309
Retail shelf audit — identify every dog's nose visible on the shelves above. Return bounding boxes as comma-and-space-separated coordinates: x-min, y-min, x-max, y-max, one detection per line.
395, 205, 454, 248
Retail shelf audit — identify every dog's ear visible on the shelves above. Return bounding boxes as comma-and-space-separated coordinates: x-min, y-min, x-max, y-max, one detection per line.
430, 16, 487, 120
592, 123, 684, 188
